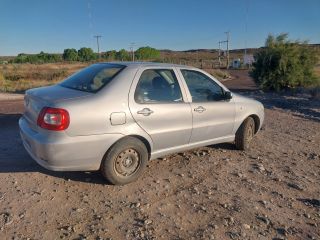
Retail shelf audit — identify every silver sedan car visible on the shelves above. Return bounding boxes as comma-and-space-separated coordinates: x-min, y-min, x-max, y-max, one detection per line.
19, 62, 264, 185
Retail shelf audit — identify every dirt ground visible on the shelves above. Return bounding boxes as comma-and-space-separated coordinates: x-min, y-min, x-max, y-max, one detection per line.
0, 70, 319, 240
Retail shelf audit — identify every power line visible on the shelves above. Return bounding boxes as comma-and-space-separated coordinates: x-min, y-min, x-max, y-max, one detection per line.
130, 42, 135, 62
218, 31, 230, 69
244, 0, 250, 67
225, 31, 230, 69
94, 35, 102, 57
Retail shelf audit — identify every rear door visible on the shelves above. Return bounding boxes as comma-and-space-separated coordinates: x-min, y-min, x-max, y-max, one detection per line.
179, 69, 235, 143
129, 67, 192, 152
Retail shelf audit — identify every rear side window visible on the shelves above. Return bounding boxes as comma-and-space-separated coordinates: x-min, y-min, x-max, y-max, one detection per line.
60, 64, 125, 93
135, 69, 183, 103
181, 70, 225, 102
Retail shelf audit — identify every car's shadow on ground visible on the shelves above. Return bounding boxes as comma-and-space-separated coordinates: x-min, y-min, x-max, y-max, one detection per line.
208, 142, 237, 150
0, 113, 107, 184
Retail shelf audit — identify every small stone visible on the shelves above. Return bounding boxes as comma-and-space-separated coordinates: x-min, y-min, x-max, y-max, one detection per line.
144, 219, 152, 225
304, 213, 311, 219
200, 206, 207, 211
259, 200, 267, 205
287, 182, 304, 191
236, 172, 243, 178
256, 215, 270, 225
135, 202, 141, 208
257, 164, 265, 172
243, 224, 251, 229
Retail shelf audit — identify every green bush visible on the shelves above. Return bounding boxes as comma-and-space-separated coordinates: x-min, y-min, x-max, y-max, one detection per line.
135, 46, 160, 60
63, 48, 78, 61
251, 33, 319, 91
13, 52, 62, 64
102, 50, 117, 61
78, 47, 96, 62
116, 49, 130, 61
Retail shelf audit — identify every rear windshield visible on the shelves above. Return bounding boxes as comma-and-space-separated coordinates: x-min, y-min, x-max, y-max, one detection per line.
60, 64, 125, 93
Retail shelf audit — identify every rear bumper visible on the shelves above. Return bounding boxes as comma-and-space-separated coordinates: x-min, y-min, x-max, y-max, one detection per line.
19, 116, 123, 171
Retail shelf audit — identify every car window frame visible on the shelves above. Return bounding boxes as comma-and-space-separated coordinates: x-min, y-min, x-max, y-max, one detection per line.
133, 67, 187, 105
179, 69, 228, 103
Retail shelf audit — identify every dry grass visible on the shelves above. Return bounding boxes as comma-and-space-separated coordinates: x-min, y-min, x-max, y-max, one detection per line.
0, 62, 232, 93
159, 50, 246, 69
204, 69, 231, 81
0, 63, 88, 93
1, 58, 319, 93
314, 63, 320, 78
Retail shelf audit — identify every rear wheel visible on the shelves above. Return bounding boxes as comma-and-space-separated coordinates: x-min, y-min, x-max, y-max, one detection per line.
100, 137, 148, 185
235, 117, 255, 151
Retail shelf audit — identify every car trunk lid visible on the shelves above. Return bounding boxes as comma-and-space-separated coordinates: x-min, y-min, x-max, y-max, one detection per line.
23, 84, 92, 130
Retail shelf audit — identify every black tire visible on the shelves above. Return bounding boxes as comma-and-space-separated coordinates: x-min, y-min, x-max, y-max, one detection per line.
100, 137, 148, 185
235, 117, 255, 151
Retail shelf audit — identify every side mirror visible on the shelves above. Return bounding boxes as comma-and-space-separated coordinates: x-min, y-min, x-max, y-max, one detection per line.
224, 91, 233, 100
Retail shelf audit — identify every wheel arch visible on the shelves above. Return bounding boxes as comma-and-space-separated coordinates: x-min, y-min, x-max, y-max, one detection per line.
101, 135, 152, 161
236, 114, 261, 134
127, 134, 152, 159
248, 114, 261, 133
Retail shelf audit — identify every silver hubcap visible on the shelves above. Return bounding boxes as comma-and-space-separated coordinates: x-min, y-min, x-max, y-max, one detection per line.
114, 149, 140, 177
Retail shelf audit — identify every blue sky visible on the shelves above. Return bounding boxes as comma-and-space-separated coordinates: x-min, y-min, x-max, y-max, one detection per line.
0, 0, 319, 56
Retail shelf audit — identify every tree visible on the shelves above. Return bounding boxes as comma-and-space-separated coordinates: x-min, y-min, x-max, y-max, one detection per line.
63, 48, 78, 61
251, 33, 318, 91
78, 47, 96, 61
102, 50, 117, 61
116, 49, 129, 61
135, 46, 160, 60
107, 50, 117, 60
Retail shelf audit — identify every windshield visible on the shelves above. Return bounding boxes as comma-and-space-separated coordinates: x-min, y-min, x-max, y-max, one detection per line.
60, 63, 125, 93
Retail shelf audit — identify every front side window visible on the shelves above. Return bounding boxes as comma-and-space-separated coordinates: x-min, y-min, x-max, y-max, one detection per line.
60, 63, 125, 93
181, 70, 225, 102
135, 69, 183, 103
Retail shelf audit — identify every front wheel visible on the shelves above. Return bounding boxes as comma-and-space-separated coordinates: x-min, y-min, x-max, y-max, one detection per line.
100, 137, 148, 185
235, 117, 255, 151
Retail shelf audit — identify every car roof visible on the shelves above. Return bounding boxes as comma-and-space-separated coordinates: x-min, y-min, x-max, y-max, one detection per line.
96, 61, 198, 70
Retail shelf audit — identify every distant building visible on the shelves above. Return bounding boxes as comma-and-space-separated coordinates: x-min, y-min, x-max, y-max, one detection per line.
232, 58, 241, 69
244, 54, 254, 66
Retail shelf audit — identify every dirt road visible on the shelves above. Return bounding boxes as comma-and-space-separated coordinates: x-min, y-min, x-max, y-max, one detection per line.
0, 71, 319, 240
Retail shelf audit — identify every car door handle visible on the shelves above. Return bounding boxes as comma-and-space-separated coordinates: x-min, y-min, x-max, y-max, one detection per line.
194, 106, 206, 113
137, 108, 154, 116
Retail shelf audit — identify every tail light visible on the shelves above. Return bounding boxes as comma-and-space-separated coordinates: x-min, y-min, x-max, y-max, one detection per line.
37, 107, 70, 131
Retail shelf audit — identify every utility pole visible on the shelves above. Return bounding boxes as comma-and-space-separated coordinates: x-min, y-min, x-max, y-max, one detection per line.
225, 31, 230, 69
94, 35, 102, 58
218, 41, 222, 67
130, 42, 135, 62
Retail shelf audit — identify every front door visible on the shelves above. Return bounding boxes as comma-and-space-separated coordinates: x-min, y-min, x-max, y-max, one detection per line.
179, 69, 235, 143
129, 67, 192, 152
